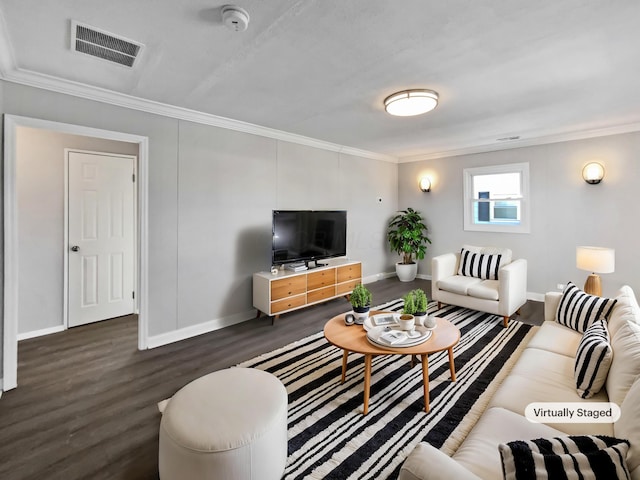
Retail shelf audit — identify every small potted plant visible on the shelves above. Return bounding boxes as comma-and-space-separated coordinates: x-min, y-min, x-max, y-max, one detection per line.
387, 208, 431, 282
350, 283, 372, 325
408, 289, 428, 326
399, 292, 416, 331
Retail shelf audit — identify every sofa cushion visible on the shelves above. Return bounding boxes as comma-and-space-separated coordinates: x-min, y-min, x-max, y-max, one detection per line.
458, 248, 504, 280
437, 275, 482, 295
556, 282, 617, 333
575, 319, 613, 399
615, 378, 640, 474
608, 285, 640, 339
606, 317, 640, 407
452, 407, 565, 480
526, 321, 582, 357
467, 280, 500, 301
498, 435, 630, 480
489, 348, 613, 436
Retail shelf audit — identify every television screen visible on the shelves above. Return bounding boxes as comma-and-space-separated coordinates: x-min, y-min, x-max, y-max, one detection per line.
272, 210, 347, 266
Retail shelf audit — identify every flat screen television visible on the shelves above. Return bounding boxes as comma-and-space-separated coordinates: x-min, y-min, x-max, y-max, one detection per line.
272, 210, 347, 266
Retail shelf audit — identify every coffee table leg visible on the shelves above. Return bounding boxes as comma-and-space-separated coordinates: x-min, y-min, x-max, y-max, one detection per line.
363, 354, 372, 415
448, 347, 456, 381
421, 354, 430, 412
341, 350, 349, 383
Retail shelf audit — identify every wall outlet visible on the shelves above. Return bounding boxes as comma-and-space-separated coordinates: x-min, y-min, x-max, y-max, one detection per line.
557, 283, 565, 291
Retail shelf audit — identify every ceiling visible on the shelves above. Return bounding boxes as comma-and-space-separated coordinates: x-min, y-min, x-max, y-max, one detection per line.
1, 0, 640, 161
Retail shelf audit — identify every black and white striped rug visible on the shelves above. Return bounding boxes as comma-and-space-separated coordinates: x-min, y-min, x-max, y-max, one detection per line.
238, 299, 536, 479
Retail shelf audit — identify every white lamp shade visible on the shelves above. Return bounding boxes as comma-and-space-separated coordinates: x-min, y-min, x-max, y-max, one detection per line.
576, 246, 615, 273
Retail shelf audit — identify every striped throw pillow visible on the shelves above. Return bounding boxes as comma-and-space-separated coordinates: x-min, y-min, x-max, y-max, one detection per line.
499, 435, 630, 480
556, 282, 617, 333
575, 319, 613, 398
457, 248, 502, 280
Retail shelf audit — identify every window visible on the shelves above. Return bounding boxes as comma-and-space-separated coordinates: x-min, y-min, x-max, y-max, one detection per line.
463, 162, 530, 233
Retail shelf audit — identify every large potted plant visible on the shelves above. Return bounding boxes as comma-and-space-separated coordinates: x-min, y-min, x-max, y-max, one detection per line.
387, 208, 431, 282
350, 283, 372, 325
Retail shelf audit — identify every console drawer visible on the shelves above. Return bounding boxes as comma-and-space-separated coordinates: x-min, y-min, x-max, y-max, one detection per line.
271, 276, 306, 301
271, 294, 306, 314
337, 263, 361, 283
307, 268, 336, 290
307, 285, 336, 304
336, 279, 360, 295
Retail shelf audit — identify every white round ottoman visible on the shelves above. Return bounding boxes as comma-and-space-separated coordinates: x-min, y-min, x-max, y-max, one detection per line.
159, 367, 288, 480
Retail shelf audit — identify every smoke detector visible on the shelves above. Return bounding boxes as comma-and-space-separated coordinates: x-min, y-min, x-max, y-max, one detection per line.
222, 5, 250, 32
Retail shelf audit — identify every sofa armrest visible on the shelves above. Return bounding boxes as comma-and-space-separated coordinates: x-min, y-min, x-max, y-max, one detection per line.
432, 253, 459, 303
432, 253, 458, 281
497, 258, 527, 316
544, 291, 562, 322
399, 442, 482, 480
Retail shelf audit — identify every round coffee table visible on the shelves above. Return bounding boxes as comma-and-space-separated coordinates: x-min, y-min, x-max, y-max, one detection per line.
323, 311, 460, 415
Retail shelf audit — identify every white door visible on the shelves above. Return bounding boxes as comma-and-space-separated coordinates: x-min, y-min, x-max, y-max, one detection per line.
68, 151, 135, 327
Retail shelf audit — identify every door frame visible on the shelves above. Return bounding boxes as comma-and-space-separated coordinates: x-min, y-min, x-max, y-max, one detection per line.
3, 114, 150, 391
64, 149, 138, 329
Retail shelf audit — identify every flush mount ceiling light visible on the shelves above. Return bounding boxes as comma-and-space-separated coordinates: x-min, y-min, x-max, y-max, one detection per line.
384, 89, 439, 116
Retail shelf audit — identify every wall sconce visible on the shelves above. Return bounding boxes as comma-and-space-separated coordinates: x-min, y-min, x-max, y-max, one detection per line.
582, 162, 605, 184
419, 176, 432, 192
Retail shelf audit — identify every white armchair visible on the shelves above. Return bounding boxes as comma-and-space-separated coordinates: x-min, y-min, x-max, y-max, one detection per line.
431, 246, 527, 327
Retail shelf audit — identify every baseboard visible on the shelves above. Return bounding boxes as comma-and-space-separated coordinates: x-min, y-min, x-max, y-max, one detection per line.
146, 309, 255, 349
527, 292, 545, 302
17, 324, 65, 341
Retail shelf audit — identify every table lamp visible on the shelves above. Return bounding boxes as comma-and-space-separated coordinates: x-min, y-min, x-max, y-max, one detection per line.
576, 246, 615, 296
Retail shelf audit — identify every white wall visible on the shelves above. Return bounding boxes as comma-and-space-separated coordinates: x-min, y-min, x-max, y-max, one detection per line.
1, 82, 399, 346
398, 131, 640, 298
16, 127, 139, 334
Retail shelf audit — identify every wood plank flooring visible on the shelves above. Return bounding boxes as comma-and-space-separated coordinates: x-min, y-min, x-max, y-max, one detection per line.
0, 278, 542, 480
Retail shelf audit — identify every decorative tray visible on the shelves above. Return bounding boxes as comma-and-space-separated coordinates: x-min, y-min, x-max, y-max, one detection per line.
364, 313, 437, 332
366, 325, 432, 348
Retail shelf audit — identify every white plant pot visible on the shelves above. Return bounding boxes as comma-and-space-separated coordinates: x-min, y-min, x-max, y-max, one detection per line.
396, 262, 418, 282
352, 307, 370, 325
398, 314, 415, 331
414, 313, 427, 327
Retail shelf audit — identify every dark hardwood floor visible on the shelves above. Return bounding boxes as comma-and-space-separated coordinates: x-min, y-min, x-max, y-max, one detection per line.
0, 278, 543, 480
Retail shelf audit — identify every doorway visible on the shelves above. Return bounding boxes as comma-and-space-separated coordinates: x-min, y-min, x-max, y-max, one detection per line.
3, 115, 150, 391
67, 150, 137, 327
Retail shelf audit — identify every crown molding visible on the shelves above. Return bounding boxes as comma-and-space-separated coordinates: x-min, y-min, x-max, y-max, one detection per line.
399, 122, 640, 163
0, 61, 398, 164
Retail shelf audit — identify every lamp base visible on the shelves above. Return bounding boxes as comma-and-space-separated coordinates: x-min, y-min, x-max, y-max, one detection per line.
584, 274, 602, 296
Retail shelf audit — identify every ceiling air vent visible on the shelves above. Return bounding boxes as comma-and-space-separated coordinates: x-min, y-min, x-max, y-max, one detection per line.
71, 20, 143, 67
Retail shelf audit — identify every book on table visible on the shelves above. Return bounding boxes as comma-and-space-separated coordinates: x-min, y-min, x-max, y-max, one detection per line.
378, 330, 408, 345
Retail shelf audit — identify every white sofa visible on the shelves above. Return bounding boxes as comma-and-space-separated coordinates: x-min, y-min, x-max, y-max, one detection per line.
399, 285, 640, 480
432, 246, 528, 327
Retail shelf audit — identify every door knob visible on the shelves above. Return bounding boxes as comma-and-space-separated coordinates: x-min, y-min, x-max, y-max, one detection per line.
70, 245, 80, 252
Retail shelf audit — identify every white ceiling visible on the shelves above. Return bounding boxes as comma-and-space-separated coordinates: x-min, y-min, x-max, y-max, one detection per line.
1, 0, 640, 161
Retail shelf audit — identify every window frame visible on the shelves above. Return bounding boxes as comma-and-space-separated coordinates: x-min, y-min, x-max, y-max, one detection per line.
463, 162, 530, 234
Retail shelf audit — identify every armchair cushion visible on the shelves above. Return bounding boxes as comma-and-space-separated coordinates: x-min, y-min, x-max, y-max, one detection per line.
468, 280, 500, 301
458, 248, 504, 280
556, 282, 617, 333
399, 442, 482, 480
437, 275, 482, 295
